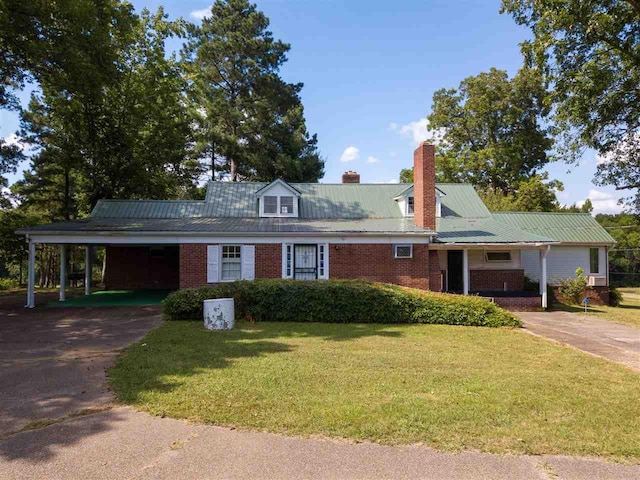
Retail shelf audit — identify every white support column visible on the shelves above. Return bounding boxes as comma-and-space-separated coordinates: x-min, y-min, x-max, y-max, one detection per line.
84, 245, 92, 296
540, 246, 549, 309
59, 245, 66, 302
462, 248, 469, 295
26, 240, 36, 308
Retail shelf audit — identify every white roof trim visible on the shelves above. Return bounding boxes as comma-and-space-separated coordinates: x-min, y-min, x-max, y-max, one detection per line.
255, 179, 301, 197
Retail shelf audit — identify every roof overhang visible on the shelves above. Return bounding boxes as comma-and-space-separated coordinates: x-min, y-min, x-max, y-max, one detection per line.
430, 241, 559, 249
22, 230, 436, 245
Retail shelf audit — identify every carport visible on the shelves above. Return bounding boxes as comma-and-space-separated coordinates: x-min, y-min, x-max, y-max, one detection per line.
17, 230, 180, 308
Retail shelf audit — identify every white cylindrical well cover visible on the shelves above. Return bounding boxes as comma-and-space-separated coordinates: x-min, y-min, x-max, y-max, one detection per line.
203, 298, 235, 330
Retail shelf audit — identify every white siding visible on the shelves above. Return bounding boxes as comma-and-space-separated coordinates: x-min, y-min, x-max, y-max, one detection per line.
521, 246, 607, 285
468, 249, 521, 270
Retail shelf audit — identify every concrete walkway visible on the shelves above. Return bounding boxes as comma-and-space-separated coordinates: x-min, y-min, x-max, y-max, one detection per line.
1, 297, 639, 479
518, 311, 640, 371
2, 406, 640, 480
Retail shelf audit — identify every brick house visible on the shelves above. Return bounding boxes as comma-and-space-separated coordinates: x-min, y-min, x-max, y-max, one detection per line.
19, 142, 616, 310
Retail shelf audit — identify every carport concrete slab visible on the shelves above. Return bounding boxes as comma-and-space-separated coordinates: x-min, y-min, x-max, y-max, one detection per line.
518, 311, 640, 371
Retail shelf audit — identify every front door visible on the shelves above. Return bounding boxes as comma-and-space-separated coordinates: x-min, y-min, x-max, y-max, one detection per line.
294, 244, 317, 280
447, 250, 463, 292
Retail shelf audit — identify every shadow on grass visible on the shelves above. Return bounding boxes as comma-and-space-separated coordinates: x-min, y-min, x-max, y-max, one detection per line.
109, 321, 406, 403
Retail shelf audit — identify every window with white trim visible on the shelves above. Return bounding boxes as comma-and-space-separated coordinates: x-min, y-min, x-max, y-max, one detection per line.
221, 245, 242, 281
590, 248, 599, 274
280, 196, 294, 214
406, 197, 414, 216
263, 196, 278, 214
485, 251, 511, 262
394, 245, 413, 258
318, 244, 326, 278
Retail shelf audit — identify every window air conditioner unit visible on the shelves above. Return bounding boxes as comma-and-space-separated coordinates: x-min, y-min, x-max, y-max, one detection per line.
588, 275, 607, 287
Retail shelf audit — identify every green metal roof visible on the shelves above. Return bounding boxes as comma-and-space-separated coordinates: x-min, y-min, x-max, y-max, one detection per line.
435, 217, 554, 244
435, 184, 491, 218
20, 180, 610, 245
492, 212, 616, 245
91, 182, 491, 220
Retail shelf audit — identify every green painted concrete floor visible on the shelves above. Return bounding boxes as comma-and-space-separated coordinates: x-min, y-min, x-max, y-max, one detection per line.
48, 290, 170, 307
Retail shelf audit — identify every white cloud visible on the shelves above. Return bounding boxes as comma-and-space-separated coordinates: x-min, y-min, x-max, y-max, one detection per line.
577, 189, 624, 214
339, 146, 359, 162
398, 118, 429, 145
190, 6, 212, 19
1, 133, 31, 152
391, 118, 445, 146
367, 156, 379, 164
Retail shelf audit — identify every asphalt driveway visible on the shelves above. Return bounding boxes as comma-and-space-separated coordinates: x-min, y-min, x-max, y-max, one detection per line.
0, 293, 163, 435
0, 294, 639, 479
518, 310, 640, 371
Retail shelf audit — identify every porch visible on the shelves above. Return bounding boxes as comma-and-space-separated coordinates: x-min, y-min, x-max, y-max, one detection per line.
432, 246, 550, 310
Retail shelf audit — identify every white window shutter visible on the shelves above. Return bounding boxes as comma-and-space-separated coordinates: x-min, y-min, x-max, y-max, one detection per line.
241, 245, 255, 280
282, 243, 293, 278
207, 245, 219, 283
319, 243, 329, 279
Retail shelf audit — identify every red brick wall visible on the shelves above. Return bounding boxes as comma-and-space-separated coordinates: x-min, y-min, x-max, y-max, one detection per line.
492, 296, 542, 312
552, 286, 609, 305
470, 269, 525, 291
105, 246, 179, 290
179, 244, 207, 289
329, 244, 430, 289
179, 243, 282, 289
428, 250, 443, 292
413, 142, 436, 231
255, 244, 282, 279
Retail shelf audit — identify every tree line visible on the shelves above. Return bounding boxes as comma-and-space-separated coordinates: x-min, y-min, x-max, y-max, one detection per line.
401, 1, 640, 215
0, 0, 324, 284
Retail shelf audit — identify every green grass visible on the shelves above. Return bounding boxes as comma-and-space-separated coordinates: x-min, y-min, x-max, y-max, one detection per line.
110, 321, 640, 461
619, 287, 640, 296
554, 294, 640, 328
47, 290, 169, 307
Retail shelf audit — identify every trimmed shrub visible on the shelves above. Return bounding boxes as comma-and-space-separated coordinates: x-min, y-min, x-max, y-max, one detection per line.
162, 279, 521, 328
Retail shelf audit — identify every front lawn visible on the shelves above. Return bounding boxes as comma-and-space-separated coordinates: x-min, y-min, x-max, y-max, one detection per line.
110, 322, 640, 461
554, 294, 640, 328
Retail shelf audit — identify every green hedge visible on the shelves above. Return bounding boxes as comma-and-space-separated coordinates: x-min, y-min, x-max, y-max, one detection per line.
162, 280, 521, 328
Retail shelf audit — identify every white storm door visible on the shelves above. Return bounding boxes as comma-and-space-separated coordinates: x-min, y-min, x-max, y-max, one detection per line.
294, 244, 317, 280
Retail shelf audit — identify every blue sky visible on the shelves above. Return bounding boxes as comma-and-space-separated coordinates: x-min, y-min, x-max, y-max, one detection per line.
0, 0, 623, 214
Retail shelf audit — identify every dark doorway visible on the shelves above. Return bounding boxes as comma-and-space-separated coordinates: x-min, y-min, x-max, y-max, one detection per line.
447, 250, 463, 292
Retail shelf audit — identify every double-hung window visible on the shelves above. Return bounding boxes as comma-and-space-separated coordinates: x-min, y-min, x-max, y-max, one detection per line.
406, 197, 414, 216
590, 248, 599, 274
280, 196, 294, 214
221, 245, 242, 281
263, 196, 278, 215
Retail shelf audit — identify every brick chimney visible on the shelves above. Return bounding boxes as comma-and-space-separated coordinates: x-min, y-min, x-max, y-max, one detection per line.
342, 171, 360, 183
413, 142, 436, 230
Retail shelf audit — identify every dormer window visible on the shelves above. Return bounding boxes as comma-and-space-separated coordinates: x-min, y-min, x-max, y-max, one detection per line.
264, 196, 278, 214
406, 197, 414, 216
280, 196, 294, 214
256, 179, 301, 218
